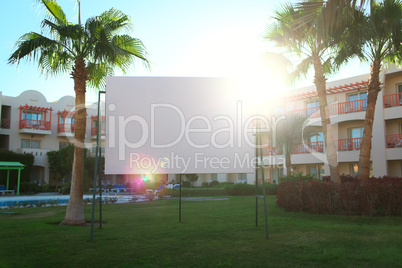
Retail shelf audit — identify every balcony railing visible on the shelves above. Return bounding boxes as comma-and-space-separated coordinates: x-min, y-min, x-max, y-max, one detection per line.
288, 99, 368, 118
262, 145, 283, 155
58, 124, 75, 133
292, 141, 324, 154
329, 99, 367, 114
262, 135, 400, 157
335, 138, 362, 151
288, 107, 320, 118
1, 118, 10, 129
384, 93, 402, 108
386, 134, 402, 148
19, 119, 51, 131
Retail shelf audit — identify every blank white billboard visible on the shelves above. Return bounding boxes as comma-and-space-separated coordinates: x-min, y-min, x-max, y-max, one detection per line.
105, 77, 257, 175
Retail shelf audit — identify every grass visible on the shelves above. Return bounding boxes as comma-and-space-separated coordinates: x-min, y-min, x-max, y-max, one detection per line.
0, 196, 401, 267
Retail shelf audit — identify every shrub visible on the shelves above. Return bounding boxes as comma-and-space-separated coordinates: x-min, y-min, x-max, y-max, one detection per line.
41, 183, 51, 192
209, 181, 220, 187
182, 181, 191, 188
59, 181, 71, 195
276, 177, 402, 216
322, 174, 358, 183
279, 172, 319, 183
20, 182, 41, 193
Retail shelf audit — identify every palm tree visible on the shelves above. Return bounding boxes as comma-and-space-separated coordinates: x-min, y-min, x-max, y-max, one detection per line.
333, 0, 402, 180
9, 0, 149, 225
265, 2, 341, 183
276, 114, 315, 175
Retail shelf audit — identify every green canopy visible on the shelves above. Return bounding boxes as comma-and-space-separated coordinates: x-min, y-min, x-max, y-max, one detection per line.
0, 162, 25, 195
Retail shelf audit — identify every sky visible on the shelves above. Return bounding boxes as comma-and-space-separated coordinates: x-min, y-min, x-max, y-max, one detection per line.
0, 0, 370, 103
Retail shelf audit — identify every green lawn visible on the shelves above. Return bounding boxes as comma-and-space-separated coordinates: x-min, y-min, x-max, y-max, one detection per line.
0, 196, 401, 267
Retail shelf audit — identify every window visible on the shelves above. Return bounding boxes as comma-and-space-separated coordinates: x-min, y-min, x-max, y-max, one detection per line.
306, 100, 320, 116
22, 111, 42, 123
350, 162, 373, 177
348, 91, 367, 112
309, 132, 323, 142
308, 164, 325, 179
306, 100, 319, 108
59, 142, 70, 149
348, 91, 367, 101
349, 127, 364, 139
348, 127, 364, 150
397, 84, 402, 94
21, 139, 40, 149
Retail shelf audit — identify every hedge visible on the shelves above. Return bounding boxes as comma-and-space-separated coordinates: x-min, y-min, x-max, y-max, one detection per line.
276, 176, 402, 216
167, 183, 278, 197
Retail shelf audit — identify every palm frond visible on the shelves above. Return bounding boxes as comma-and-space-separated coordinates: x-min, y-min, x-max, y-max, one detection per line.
86, 62, 114, 89
38, 0, 68, 25
8, 32, 58, 64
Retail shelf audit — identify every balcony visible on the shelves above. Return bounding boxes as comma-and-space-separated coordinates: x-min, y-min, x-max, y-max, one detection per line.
1, 118, 10, 129
288, 99, 367, 119
292, 141, 324, 154
19, 104, 52, 135
262, 145, 283, 155
57, 110, 75, 137
19, 119, 51, 135
90, 115, 105, 139
57, 124, 75, 137
91, 126, 106, 139
386, 134, 402, 148
384, 93, 402, 108
335, 138, 362, 151
262, 141, 323, 155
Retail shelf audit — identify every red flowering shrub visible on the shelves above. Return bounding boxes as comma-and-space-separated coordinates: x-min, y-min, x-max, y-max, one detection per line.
276, 177, 402, 216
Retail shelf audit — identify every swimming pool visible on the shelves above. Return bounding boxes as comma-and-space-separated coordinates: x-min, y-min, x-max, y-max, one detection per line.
0, 194, 147, 208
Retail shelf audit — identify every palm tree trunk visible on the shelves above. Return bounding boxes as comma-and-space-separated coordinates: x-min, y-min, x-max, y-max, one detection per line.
62, 59, 88, 225
285, 152, 292, 176
312, 55, 340, 183
357, 60, 381, 181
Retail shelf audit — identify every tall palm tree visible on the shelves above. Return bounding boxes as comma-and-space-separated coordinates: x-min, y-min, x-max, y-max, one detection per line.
9, 0, 149, 225
265, 2, 341, 183
333, 0, 402, 180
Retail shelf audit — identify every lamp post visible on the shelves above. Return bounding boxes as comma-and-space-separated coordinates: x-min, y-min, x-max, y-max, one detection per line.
90, 90, 105, 242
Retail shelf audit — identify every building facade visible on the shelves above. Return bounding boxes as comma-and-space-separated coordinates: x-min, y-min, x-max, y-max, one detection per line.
0, 90, 104, 185
1, 67, 401, 187
257, 67, 402, 183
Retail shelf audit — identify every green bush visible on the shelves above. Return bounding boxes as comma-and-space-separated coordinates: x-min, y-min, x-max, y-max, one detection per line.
209, 181, 220, 187
20, 182, 41, 193
182, 181, 191, 187
59, 181, 71, 195
41, 183, 51, 192
279, 172, 319, 183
